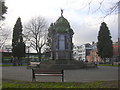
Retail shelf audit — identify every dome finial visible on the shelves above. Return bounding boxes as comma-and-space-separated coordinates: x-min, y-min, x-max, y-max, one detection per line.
61, 9, 63, 16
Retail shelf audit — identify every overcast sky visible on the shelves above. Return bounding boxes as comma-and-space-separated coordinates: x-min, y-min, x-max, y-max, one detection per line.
4, 0, 118, 46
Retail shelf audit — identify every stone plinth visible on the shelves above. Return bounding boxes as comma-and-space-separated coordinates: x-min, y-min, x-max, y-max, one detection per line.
39, 60, 85, 70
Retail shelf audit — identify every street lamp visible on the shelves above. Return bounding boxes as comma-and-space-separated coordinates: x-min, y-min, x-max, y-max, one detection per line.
26, 40, 31, 65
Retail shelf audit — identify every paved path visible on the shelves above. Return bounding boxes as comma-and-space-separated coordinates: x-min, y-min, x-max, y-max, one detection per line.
65, 66, 118, 82
2, 66, 32, 81
2, 66, 118, 82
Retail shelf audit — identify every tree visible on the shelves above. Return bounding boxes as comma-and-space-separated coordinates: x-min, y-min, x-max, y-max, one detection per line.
97, 22, 113, 63
0, 1, 8, 20
83, 0, 120, 16
65, 0, 119, 20
87, 0, 120, 19
0, 27, 10, 49
44, 24, 53, 58
25, 16, 48, 62
43, 45, 51, 58
12, 17, 25, 65
0, 0, 8, 47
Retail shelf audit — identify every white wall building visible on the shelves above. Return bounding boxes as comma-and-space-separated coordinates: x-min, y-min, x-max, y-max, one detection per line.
79, 43, 92, 61
73, 43, 92, 61
73, 46, 81, 60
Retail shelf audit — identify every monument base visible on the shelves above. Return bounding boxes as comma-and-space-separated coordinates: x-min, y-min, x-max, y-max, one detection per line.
39, 59, 86, 70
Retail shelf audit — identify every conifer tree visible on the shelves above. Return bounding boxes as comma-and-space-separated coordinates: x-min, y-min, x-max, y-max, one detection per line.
12, 17, 25, 65
97, 22, 113, 63
0, 1, 8, 20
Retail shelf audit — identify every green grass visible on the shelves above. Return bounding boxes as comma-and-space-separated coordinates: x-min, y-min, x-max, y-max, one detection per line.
0, 64, 13, 66
0, 64, 27, 67
1, 64, 119, 67
98, 64, 119, 67
2, 79, 118, 88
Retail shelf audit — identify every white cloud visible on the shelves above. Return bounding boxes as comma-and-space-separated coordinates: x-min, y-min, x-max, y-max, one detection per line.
4, 0, 118, 46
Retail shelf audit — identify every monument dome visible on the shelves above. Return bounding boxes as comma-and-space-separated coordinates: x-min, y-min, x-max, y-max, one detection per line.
54, 16, 74, 34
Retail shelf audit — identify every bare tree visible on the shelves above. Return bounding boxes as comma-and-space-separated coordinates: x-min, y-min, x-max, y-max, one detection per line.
65, 0, 119, 19
87, 0, 120, 18
25, 16, 48, 61
0, 23, 11, 49
0, 0, 8, 49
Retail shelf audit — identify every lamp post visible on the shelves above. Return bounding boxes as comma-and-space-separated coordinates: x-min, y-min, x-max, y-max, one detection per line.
26, 41, 31, 65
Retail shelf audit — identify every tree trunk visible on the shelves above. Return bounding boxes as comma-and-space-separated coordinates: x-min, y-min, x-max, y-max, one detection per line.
109, 58, 112, 64
38, 48, 41, 62
38, 52, 41, 62
103, 58, 106, 64
18, 57, 22, 66
13, 57, 16, 66
18, 57, 20, 65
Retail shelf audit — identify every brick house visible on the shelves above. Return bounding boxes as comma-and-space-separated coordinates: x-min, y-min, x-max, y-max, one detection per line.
87, 41, 119, 63
86, 42, 103, 62
86, 49, 103, 63
112, 42, 119, 62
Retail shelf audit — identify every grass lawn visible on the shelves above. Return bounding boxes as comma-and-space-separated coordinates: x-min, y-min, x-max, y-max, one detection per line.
98, 64, 119, 67
2, 79, 119, 88
0, 64, 14, 67
0, 64, 27, 67
1, 64, 119, 67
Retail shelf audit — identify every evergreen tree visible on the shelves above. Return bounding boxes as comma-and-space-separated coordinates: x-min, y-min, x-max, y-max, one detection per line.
12, 17, 25, 65
0, 1, 8, 20
97, 22, 113, 63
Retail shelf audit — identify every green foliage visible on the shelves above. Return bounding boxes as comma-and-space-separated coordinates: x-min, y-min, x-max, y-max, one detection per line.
12, 17, 25, 58
97, 22, 113, 59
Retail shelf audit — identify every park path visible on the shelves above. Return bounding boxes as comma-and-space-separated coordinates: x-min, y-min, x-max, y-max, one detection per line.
2, 66, 32, 81
2, 66, 118, 82
64, 66, 118, 82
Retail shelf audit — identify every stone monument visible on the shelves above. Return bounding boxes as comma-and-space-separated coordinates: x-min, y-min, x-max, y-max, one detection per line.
39, 10, 87, 70
48, 9, 74, 61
